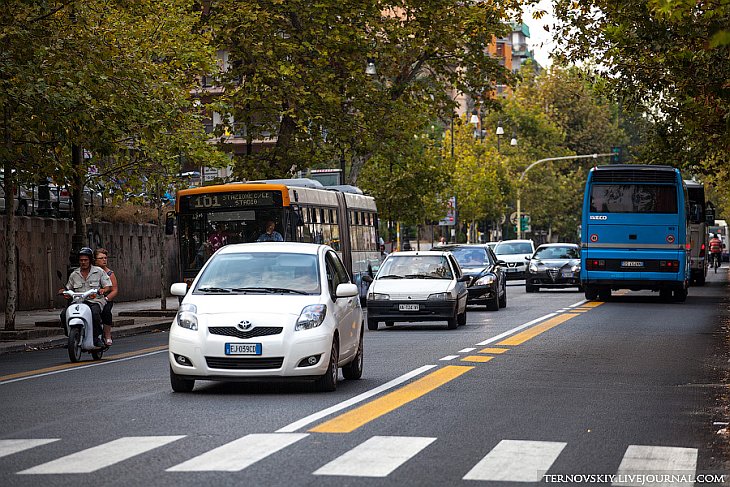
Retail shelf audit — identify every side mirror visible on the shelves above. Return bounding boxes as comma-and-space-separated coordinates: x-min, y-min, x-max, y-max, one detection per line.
497, 260, 507, 266
524, 256, 531, 261
170, 282, 188, 296
458, 275, 471, 282
336, 283, 359, 298
706, 202, 716, 224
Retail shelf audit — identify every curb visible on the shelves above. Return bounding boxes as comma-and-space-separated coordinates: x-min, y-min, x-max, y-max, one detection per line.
0, 321, 172, 355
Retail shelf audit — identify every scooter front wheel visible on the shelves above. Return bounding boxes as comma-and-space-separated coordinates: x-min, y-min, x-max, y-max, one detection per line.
91, 349, 104, 361
68, 328, 82, 363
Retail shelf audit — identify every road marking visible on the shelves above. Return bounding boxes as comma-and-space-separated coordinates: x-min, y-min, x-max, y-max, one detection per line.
314, 436, 436, 477
167, 433, 307, 472
612, 445, 697, 486
276, 365, 436, 433
582, 301, 604, 308
309, 366, 473, 433
463, 439, 567, 482
0, 346, 168, 385
19, 436, 184, 474
458, 347, 476, 353
479, 347, 508, 354
439, 355, 459, 361
461, 355, 494, 363
0, 439, 59, 459
568, 299, 588, 308
476, 312, 558, 346
497, 313, 578, 346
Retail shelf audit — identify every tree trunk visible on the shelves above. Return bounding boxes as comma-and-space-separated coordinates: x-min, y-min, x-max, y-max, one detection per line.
157, 200, 167, 310
3, 160, 17, 331
69, 144, 86, 264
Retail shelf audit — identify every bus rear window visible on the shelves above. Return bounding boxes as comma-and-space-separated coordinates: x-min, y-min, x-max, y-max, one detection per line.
590, 184, 677, 213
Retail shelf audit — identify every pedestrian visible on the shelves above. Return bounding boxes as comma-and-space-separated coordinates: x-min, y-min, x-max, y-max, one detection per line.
257, 220, 284, 242
95, 248, 118, 346
59, 247, 111, 348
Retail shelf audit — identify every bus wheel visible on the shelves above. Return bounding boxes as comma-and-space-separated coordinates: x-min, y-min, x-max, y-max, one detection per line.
597, 288, 611, 301
673, 289, 688, 302
659, 289, 672, 301
584, 286, 598, 301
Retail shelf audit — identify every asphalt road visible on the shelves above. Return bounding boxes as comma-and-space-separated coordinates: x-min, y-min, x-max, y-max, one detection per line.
1, 269, 729, 486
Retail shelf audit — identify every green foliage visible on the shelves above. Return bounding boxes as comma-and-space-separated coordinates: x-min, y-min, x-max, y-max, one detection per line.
552, 0, 730, 199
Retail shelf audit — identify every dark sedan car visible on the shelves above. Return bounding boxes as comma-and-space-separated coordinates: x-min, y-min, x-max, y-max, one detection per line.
438, 244, 506, 310
525, 243, 582, 292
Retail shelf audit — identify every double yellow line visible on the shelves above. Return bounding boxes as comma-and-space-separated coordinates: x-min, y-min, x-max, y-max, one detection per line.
311, 302, 603, 433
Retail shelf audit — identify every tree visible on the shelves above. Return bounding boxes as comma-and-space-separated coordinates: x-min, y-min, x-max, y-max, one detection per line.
1, 0, 220, 327
206, 0, 529, 183
551, 0, 730, 194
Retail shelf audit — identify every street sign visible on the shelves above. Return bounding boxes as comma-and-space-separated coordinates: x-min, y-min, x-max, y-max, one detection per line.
204, 167, 218, 182
439, 196, 457, 226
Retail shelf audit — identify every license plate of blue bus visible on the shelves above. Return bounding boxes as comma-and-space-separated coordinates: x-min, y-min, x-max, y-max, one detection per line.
621, 261, 644, 268
225, 343, 262, 355
399, 304, 419, 311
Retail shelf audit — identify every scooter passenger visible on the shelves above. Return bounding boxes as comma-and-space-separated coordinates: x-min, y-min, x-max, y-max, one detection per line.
59, 247, 112, 347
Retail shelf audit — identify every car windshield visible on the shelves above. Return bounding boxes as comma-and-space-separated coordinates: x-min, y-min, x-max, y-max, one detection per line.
194, 252, 320, 294
494, 242, 533, 255
377, 255, 453, 279
534, 246, 580, 260
450, 247, 491, 267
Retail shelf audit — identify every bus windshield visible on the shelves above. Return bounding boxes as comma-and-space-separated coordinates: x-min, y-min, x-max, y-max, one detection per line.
590, 184, 677, 213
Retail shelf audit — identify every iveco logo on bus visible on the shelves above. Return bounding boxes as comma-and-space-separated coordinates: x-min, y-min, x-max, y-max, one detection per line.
590, 215, 608, 220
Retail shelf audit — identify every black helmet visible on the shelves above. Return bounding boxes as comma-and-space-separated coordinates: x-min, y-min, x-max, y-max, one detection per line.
78, 247, 94, 258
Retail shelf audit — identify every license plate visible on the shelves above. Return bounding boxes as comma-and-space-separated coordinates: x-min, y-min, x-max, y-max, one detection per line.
561, 270, 573, 277
399, 304, 419, 311
621, 261, 644, 268
507, 268, 519, 272
225, 343, 262, 355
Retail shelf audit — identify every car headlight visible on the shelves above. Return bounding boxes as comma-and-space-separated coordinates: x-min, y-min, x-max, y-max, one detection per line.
475, 274, 496, 285
571, 265, 581, 273
368, 292, 390, 301
176, 303, 198, 331
529, 263, 540, 273
428, 292, 454, 301
295, 304, 327, 331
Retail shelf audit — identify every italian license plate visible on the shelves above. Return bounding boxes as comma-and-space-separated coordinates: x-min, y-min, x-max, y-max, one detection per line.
561, 270, 573, 277
399, 304, 419, 311
225, 343, 262, 355
621, 261, 644, 268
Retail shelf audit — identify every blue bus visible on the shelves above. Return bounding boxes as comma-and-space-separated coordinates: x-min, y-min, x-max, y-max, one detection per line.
580, 165, 690, 302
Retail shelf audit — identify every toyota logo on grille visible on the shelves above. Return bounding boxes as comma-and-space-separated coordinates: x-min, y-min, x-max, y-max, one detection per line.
236, 320, 253, 331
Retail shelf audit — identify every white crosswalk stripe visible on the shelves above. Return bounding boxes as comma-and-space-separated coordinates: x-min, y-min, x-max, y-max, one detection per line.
313, 435, 436, 477
612, 445, 698, 487
463, 439, 567, 482
166, 433, 308, 472
18, 436, 185, 474
0, 439, 59, 460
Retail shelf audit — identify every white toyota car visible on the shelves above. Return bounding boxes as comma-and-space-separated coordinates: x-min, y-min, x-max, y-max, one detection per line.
168, 242, 364, 392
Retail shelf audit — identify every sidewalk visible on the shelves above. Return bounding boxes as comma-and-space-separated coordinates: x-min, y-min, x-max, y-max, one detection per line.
0, 297, 179, 355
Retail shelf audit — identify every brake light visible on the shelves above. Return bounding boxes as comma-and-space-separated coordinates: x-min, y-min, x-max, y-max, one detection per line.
685, 243, 691, 250
585, 259, 606, 270
700, 243, 706, 257
659, 260, 680, 270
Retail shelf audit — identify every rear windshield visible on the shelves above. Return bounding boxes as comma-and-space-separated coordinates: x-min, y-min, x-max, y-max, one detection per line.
590, 184, 677, 213
495, 242, 533, 255
534, 246, 580, 260
449, 247, 491, 267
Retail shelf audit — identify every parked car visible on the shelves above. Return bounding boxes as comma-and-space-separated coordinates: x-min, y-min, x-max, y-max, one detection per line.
168, 242, 364, 392
526, 243, 582, 292
366, 250, 469, 330
438, 244, 507, 310
494, 239, 536, 279
0, 185, 35, 215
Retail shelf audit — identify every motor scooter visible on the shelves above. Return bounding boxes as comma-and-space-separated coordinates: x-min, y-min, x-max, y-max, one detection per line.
62, 289, 108, 362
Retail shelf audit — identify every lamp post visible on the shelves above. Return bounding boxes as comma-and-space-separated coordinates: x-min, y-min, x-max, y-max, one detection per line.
516, 153, 614, 240
496, 120, 504, 153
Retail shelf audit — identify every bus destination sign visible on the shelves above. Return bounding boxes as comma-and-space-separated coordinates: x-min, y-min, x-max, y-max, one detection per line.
185, 191, 280, 210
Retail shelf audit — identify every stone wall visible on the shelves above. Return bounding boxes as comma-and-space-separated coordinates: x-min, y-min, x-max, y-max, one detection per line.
0, 215, 178, 311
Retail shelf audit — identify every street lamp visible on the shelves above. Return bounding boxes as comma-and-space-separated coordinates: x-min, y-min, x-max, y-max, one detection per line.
365, 58, 377, 76
496, 120, 504, 152
515, 153, 614, 240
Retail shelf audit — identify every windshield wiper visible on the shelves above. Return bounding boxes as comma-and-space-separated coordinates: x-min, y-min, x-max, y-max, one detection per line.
231, 287, 309, 295
379, 275, 404, 279
404, 274, 442, 279
195, 287, 231, 293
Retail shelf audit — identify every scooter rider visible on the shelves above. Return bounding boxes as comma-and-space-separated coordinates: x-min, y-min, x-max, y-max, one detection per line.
59, 247, 112, 347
